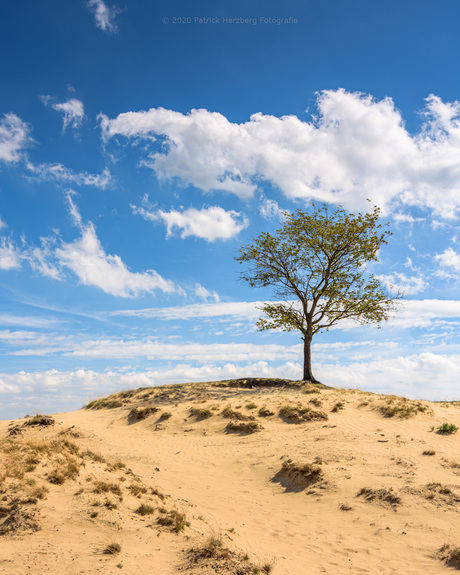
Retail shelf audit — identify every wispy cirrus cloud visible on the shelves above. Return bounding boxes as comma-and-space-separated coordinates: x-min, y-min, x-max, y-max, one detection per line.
26, 162, 112, 189
0, 113, 33, 163
87, 0, 120, 33
100, 90, 460, 218
0, 238, 22, 270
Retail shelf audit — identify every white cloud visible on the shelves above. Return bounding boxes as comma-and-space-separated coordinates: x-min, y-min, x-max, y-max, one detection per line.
0, 113, 33, 163
26, 162, 112, 189
100, 90, 460, 217
87, 0, 119, 33
259, 196, 284, 220
111, 298, 460, 334
0, 217, 7, 230
194, 283, 220, 303
49, 98, 84, 132
111, 300, 265, 320
376, 272, 427, 295
435, 247, 460, 275
133, 204, 249, 241
55, 223, 177, 297
319, 352, 460, 401
1, 350, 459, 419
25, 237, 61, 280
0, 238, 21, 270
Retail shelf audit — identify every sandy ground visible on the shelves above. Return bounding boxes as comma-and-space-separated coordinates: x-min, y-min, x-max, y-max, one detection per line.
0, 378, 459, 574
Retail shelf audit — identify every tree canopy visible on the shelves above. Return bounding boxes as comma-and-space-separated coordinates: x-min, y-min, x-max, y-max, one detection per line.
235, 202, 400, 382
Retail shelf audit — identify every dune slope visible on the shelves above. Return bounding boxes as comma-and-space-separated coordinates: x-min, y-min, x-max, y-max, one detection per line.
1, 378, 459, 574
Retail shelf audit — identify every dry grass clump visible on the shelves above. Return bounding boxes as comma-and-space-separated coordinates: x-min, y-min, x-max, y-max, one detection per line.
189, 407, 213, 420
424, 482, 458, 505
273, 459, 323, 492
356, 487, 402, 508
128, 483, 148, 497
128, 406, 158, 422
188, 533, 257, 574
92, 481, 123, 498
103, 542, 122, 555
135, 503, 155, 516
279, 403, 328, 423
258, 406, 275, 417
85, 395, 124, 410
23, 415, 55, 427
245, 402, 258, 410
0, 434, 86, 535
221, 406, 254, 421
159, 411, 172, 420
376, 396, 432, 419
437, 544, 460, 568
225, 421, 262, 434
331, 401, 344, 412
422, 450, 436, 456
157, 508, 190, 533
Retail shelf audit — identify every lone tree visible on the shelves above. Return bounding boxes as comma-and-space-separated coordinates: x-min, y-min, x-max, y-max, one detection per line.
235, 202, 400, 383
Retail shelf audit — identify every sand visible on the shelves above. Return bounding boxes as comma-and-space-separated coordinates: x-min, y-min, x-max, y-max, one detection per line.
0, 378, 459, 574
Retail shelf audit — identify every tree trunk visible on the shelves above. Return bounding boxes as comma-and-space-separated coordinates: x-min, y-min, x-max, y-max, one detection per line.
302, 335, 319, 383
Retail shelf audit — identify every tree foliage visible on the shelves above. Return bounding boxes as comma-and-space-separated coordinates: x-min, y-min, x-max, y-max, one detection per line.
235, 202, 400, 381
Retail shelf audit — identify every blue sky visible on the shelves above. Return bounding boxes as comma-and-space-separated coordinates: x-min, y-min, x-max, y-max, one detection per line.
1, 0, 460, 418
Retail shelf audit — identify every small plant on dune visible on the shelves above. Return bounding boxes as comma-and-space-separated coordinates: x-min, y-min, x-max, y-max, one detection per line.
437, 544, 460, 569
226, 421, 262, 434
259, 559, 276, 574
128, 483, 147, 497
436, 423, 458, 435
128, 406, 159, 422
82, 449, 106, 463
331, 401, 344, 412
135, 503, 155, 516
245, 402, 258, 410
309, 397, 323, 407
356, 487, 401, 508
376, 397, 431, 419
93, 481, 122, 498
279, 403, 328, 423
23, 414, 55, 427
103, 542, 121, 555
159, 411, 172, 420
422, 450, 436, 456
189, 407, 213, 420
221, 406, 254, 421
157, 508, 190, 533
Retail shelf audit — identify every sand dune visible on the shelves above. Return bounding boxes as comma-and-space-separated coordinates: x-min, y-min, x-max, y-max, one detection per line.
1, 378, 459, 574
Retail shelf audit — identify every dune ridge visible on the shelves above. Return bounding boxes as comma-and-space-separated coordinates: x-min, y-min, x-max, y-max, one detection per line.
0, 378, 459, 574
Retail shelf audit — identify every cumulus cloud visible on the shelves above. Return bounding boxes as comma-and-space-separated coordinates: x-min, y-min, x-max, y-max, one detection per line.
100, 89, 460, 217
55, 223, 176, 297
319, 352, 460, 401
87, 0, 119, 33
47, 98, 84, 132
1, 350, 459, 419
435, 247, 460, 277
0, 113, 33, 163
133, 204, 249, 241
